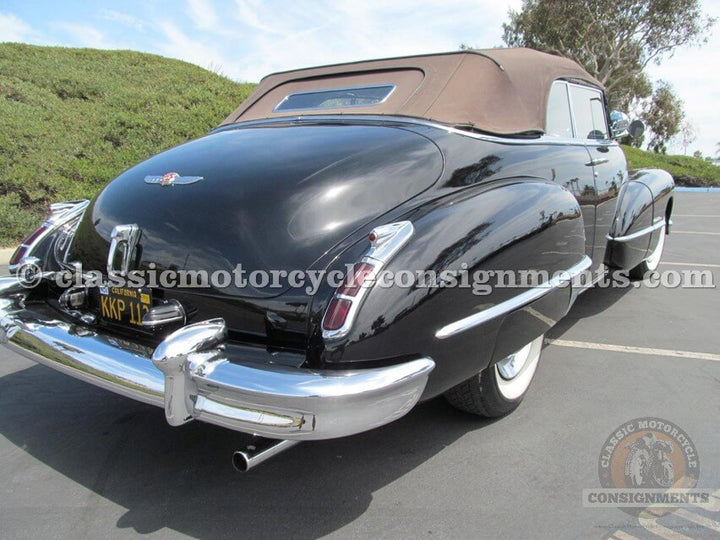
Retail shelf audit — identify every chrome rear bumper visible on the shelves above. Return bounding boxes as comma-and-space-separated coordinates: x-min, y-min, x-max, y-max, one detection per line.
0, 280, 434, 440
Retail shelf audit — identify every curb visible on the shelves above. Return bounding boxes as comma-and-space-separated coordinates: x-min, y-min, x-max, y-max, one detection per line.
0, 248, 15, 266
674, 186, 720, 192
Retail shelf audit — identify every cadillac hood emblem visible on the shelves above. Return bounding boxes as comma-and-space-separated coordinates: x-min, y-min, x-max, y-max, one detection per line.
144, 172, 203, 186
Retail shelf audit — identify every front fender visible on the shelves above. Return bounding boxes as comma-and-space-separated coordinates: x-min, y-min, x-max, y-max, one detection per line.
323, 178, 587, 398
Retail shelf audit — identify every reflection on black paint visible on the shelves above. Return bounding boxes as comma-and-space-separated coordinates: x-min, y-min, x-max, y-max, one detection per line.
446, 155, 502, 187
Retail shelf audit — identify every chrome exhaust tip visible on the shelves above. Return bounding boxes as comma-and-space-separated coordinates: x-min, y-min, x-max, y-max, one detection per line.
232, 438, 300, 472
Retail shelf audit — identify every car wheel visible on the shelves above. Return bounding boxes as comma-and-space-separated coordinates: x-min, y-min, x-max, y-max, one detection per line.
444, 334, 544, 417
629, 224, 665, 280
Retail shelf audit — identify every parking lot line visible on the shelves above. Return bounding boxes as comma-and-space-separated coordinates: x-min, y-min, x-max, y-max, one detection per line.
638, 515, 693, 540
661, 261, 720, 268
674, 509, 720, 534
671, 231, 720, 235
610, 531, 641, 540
546, 339, 720, 362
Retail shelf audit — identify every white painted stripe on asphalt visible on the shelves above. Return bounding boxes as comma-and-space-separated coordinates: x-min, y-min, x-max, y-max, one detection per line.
610, 531, 641, 540
639, 515, 693, 540
661, 261, 720, 268
675, 508, 720, 533
672, 231, 720, 235
673, 214, 720, 217
693, 489, 720, 512
546, 339, 720, 362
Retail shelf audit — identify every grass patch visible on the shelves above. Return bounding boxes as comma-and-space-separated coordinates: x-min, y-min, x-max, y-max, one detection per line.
0, 43, 255, 246
622, 145, 720, 187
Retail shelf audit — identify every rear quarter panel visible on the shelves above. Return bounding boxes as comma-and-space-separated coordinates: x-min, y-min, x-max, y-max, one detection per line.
321, 178, 586, 398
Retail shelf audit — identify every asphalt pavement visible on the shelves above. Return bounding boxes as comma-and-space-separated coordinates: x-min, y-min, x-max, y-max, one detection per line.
0, 191, 718, 539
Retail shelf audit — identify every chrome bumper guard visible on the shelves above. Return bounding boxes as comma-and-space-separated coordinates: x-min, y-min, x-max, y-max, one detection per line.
0, 281, 434, 440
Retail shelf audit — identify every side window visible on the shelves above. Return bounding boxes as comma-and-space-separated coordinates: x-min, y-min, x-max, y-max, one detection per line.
569, 85, 608, 140
546, 82, 573, 138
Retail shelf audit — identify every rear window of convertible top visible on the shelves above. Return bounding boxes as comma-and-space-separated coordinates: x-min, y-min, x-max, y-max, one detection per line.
273, 84, 396, 112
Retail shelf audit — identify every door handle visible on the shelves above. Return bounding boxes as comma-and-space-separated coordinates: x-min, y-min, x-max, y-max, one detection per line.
585, 158, 609, 166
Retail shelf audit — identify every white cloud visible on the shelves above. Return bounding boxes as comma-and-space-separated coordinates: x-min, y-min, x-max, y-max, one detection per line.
221, 0, 522, 82
186, 0, 220, 31
646, 0, 720, 156
0, 12, 37, 43
233, 0, 281, 34
55, 22, 117, 49
101, 9, 145, 32
155, 20, 230, 74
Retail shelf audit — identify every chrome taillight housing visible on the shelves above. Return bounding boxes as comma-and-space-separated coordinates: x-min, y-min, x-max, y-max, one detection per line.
322, 221, 414, 340
9, 200, 90, 273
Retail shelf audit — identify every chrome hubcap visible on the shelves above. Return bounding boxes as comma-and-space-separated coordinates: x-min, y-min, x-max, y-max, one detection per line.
494, 335, 544, 401
496, 342, 533, 380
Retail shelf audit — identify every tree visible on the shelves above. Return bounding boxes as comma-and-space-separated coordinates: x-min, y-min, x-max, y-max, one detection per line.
502, 0, 715, 109
643, 81, 684, 154
677, 120, 696, 155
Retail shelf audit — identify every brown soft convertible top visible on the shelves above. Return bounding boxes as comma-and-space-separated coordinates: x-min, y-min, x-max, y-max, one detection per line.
221, 48, 602, 136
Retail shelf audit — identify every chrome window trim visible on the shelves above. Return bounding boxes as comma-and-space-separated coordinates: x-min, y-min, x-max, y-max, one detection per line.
220, 115, 621, 149
545, 80, 575, 139
435, 256, 592, 340
607, 217, 666, 243
273, 84, 397, 113
564, 81, 578, 139
565, 81, 610, 143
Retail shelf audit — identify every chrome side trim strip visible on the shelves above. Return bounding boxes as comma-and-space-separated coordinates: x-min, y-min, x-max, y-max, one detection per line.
606, 217, 665, 243
585, 158, 609, 166
435, 256, 592, 340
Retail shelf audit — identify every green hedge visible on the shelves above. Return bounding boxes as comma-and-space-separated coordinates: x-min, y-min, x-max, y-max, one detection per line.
622, 145, 720, 187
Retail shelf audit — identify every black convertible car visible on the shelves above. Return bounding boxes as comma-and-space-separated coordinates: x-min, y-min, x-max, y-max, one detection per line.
0, 49, 673, 470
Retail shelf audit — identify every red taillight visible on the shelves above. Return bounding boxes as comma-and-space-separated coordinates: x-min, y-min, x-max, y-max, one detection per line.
322, 220, 414, 340
322, 262, 376, 332
9, 224, 50, 266
20, 224, 50, 246
322, 297, 352, 331
338, 262, 375, 297
9, 246, 28, 266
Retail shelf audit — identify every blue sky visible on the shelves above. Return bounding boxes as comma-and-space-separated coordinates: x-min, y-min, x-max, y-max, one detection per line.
1, 0, 718, 155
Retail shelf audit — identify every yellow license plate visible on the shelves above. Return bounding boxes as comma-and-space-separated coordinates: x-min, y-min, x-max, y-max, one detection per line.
99, 286, 151, 326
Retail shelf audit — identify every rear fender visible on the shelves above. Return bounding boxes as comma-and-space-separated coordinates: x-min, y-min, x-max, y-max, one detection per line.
321, 178, 587, 398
